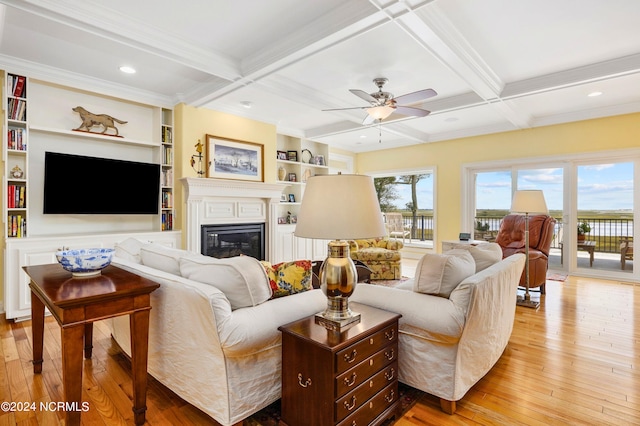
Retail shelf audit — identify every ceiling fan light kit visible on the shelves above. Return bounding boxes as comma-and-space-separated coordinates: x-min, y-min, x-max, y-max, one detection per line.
366, 105, 394, 120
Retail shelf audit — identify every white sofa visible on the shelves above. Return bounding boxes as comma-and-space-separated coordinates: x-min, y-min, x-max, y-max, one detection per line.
107, 239, 524, 423
107, 239, 326, 426
350, 244, 526, 413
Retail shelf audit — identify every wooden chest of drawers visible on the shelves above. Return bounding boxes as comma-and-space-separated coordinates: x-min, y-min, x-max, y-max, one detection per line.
279, 303, 401, 426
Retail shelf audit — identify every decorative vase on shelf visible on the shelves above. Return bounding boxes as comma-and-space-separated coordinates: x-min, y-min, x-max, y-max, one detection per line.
278, 166, 287, 181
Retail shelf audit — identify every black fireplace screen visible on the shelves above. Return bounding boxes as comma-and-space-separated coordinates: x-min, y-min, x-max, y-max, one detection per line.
201, 223, 265, 260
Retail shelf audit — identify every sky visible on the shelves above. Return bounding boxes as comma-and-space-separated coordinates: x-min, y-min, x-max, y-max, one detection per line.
476, 162, 634, 211
387, 161, 634, 212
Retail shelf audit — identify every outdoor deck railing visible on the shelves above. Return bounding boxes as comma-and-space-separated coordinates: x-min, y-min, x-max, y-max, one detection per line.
394, 213, 634, 253
473, 215, 634, 254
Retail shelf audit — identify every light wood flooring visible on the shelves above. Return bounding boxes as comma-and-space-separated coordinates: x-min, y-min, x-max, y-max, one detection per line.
1, 275, 639, 425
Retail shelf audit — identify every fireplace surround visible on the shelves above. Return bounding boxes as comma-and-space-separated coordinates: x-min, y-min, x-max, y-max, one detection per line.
182, 178, 285, 260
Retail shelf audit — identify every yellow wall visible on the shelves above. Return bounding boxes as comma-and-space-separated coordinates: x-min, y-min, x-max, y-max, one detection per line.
356, 113, 640, 249
174, 103, 278, 247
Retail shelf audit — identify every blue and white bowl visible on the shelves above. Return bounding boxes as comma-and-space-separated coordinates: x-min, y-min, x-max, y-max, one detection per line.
56, 248, 114, 277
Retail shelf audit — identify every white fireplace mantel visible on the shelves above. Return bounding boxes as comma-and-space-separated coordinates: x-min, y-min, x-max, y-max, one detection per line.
181, 177, 286, 257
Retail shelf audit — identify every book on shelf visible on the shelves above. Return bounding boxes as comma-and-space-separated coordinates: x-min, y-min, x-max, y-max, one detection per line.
163, 146, 173, 164
162, 211, 173, 231
162, 126, 173, 144
7, 98, 27, 121
7, 185, 27, 209
7, 214, 26, 238
162, 191, 173, 208
7, 128, 26, 150
161, 169, 174, 187
7, 74, 26, 98
12, 75, 26, 98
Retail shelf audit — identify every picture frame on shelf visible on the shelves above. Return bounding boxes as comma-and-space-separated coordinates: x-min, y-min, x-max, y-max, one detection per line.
287, 150, 298, 162
288, 172, 297, 182
314, 154, 325, 166
288, 193, 296, 203
278, 216, 287, 224
206, 135, 263, 182
281, 193, 287, 202
277, 150, 287, 160
290, 215, 297, 224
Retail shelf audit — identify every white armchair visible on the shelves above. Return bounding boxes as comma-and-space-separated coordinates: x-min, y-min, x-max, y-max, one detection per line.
385, 212, 411, 242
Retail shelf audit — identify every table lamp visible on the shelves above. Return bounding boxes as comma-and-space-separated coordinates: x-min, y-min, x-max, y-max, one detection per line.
295, 174, 386, 331
511, 189, 548, 309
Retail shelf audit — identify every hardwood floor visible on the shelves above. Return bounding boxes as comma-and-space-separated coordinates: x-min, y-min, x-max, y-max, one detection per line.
1, 275, 639, 425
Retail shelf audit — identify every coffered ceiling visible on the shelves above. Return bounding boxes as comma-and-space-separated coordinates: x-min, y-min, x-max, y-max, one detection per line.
1, 0, 639, 152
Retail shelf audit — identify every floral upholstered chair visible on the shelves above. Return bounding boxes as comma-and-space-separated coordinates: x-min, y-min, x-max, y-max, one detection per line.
349, 237, 403, 280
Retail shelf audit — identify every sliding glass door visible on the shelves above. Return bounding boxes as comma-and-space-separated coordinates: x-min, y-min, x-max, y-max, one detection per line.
575, 162, 634, 274
465, 154, 637, 281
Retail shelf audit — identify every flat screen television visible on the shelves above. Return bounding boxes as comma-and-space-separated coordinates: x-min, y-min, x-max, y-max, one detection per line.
43, 151, 160, 214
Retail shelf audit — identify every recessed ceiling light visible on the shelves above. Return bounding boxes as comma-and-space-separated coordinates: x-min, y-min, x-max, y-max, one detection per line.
360, 135, 367, 138
588, 91, 603, 97
119, 66, 136, 74
240, 101, 253, 109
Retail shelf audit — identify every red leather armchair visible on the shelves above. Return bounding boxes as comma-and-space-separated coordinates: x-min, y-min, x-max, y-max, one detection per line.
495, 214, 556, 294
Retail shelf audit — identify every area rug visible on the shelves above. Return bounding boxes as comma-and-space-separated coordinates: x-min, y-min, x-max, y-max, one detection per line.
244, 382, 423, 425
368, 276, 411, 288
547, 272, 568, 282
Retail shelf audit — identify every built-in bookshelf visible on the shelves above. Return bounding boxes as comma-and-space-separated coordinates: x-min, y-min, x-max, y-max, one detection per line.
161, 108, 174, 231
276, 134, 329, 224
4, 72, 29, 238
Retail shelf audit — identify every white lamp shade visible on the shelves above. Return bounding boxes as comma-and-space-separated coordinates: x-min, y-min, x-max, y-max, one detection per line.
294, 174, 387, 240
511, 190, 548, 214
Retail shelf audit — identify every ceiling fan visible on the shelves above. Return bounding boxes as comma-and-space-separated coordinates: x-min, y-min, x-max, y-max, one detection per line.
324, 78, 437, 125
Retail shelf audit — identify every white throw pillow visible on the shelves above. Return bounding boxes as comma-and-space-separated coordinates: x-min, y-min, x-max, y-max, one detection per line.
114, 237, 148, 263
180, 255, 272, 310
140, 243, 186, 276
413, 250, 475, 298
446, 242, 503, 272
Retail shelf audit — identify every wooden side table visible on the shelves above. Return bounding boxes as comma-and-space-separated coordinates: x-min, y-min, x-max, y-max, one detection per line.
279, 303, 401, 426
23, 263, 160, 426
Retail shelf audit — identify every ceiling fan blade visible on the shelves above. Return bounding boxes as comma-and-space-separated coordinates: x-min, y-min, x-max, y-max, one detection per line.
322, 106, 368, 112
350, 89, 378, 104
393, 88, 437, 105
394, 106, 431, 117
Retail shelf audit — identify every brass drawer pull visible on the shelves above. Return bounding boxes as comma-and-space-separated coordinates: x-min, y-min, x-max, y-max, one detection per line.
343, 372, 357, 387
385, 348, 395, 360
385, 390, 395, 403
344, 396, 357, 411
385, 329, 395, 340
385, 368, 395, 381
344, 349, 358, 363
297, 373, 312, 388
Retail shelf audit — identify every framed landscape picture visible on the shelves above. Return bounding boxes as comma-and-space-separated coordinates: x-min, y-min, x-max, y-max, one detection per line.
206, 135, 263, 182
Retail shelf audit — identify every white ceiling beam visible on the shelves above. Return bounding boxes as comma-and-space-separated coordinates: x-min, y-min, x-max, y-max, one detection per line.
187, 0, 391, 107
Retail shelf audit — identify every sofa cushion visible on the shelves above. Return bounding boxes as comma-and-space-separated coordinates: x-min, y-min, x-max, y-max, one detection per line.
446, 242, 502, 273
260, 260, 313, 298
140, 243, 186, 275
413, 250, 475, 298
114, 237, 148, 263
180, 254, 272, 310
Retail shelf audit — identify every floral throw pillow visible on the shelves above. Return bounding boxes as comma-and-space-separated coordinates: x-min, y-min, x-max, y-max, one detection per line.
261, 260, 313, 298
